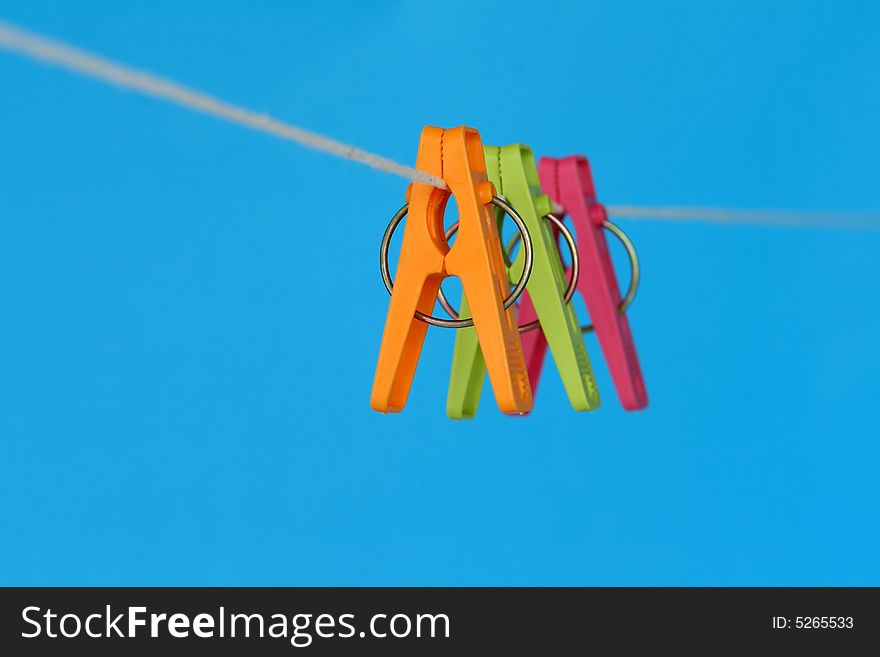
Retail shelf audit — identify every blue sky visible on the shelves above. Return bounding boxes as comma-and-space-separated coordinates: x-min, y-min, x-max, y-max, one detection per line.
1, 0, 878, 584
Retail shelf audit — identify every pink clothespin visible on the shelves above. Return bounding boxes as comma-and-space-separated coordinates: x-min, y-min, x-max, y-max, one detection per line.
519, 156, 648, 410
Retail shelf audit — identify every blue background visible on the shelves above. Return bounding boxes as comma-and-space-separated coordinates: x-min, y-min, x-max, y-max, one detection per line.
1, 1, 878, 585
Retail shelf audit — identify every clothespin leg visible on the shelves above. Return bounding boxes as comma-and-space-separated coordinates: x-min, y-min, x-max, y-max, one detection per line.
451, 265, 531, 415
508, 223, 600, 412
445, 297, 486, 419
370, 202, 446, 413
516, 290, 549, 396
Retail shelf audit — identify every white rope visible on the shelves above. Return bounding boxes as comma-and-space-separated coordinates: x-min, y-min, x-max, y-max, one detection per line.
2, 18, 878, 229
605, 205, 880, 228
0, 19, 447, 190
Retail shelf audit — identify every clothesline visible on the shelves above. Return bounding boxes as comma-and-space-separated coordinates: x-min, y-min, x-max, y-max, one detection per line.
1, 19, 876, 229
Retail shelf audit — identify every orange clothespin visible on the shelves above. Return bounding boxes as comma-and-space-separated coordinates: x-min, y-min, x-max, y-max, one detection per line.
371, 126, 533, 415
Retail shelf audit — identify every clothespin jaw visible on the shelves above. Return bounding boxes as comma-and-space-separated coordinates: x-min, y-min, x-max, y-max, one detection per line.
447, 144, 600, 419
371, 126, 532, 415
529, 155, 648, 410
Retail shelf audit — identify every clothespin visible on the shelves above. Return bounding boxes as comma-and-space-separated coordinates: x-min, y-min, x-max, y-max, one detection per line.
446, 144, 600, 418
371, 126, 533, 415
519, 156, 648, 410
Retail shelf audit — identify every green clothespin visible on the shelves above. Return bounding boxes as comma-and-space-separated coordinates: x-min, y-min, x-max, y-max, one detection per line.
446, 144, 600, 418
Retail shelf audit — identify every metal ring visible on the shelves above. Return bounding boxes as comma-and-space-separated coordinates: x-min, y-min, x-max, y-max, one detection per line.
581, 221, 640, 333
436, 213, 579, 334
379, 196, 533, 329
